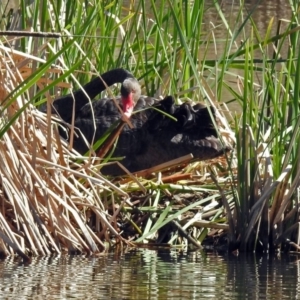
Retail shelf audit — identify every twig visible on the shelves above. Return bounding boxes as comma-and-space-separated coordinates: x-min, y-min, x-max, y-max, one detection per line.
171, 220, 202, 248
133, 154, 194, 177
0, 31, 116, 39
0, 30, 61, 38
97, 121, 126, 158
161, 173, 193, 183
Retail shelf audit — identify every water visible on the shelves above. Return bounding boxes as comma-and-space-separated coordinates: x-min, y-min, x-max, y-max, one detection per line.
0, 250, 299, 299
199, 0, 294, 112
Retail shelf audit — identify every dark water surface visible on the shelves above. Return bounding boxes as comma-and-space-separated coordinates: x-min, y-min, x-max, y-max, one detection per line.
0, 250, 299, 299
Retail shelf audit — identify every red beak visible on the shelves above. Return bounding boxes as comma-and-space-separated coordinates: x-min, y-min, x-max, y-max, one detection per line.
122, 92, 134, 118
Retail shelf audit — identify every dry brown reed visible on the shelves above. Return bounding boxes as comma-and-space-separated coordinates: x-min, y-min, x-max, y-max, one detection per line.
0, 42, 135, 259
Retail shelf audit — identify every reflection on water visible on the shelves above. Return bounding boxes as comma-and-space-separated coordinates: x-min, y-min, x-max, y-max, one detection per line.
0, 250, 300, 299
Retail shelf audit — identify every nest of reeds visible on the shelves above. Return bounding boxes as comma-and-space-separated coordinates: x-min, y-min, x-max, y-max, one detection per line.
0, 41, 235, 260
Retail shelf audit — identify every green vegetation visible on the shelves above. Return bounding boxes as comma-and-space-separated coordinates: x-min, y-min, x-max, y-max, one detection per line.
0, 0, 299, 258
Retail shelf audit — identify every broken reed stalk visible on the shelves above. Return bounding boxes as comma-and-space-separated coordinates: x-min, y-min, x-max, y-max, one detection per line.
132, 154, 194, 178
97, 121, 126, 158
0, 30, 61, 38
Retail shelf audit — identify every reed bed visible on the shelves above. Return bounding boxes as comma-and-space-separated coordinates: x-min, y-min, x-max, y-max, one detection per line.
0, 47, 132, 258
0, 39, 234, 259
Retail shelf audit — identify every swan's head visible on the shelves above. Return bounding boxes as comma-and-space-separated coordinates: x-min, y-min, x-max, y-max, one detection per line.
120, 77, 141, 118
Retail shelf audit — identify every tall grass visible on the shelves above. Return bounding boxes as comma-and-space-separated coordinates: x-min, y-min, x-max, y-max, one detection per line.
0, 0, 299, 256
213, 1, 300, 252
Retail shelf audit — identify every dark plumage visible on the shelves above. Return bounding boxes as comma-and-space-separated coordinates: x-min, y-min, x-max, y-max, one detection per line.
50, 68, 231, 175
51, 68, 140, 123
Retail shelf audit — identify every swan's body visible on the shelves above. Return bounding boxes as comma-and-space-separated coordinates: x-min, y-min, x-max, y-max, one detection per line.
50, 69, 231, 175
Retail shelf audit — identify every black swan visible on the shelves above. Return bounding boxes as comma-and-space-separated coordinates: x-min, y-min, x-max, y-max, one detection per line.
50, 68, 231, 175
